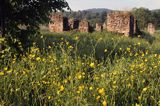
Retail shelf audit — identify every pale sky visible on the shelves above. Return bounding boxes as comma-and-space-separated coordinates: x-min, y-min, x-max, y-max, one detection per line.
66, 0, 160, 11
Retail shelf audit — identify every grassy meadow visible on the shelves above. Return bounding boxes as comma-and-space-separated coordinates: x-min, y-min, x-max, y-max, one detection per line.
0, 31, 160, 106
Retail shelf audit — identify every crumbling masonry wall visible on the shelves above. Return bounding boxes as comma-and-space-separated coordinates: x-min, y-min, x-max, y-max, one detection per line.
95, 23, 103, 32
147, 23, 155, 35
68, 19, 79, 30
49, 13, 69, 32
79, 20, 90, 32
48, 12, 138, 35
106, 12, 137, 36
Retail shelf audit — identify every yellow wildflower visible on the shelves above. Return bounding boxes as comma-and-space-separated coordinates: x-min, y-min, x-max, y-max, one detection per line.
75, 36, 79, 40
142, 53, 144, 57
126, 47, 131, 51
154, 66, 157, 68
142, 87, 147, 92
90, 62, 95, 68
78, 85, 84, 91
66, 42, 69, 45
7, 69, 13, 74
63, 79, 68, 83
104, 49, 107, 52
127, 83, 131, 88
0, 37, 5, 43
144, 59, 148, 62
113, 81, 116, 84
30, 54, 35, 58
48, 45, 51, 49
99, 38, 102, 40
154, 54, 157, 57
89, 86, 93, 90
4, 67, 8, 71
98, 88, 105, 95
77, 74, 82, 79
48, 96, 51, 100
77, 91, 80, 94
102, 100, 107, 106
0, 72, 4, 76
40, 35, 43, 38
96, 95, 101, 100
138, 96, 141, 100
36, 57, 41, 61
77, 85, 85, 94
68, 45, 73, 49
59, 85, 64, 92
76, 72, 83, 80
61, 38, 64, 40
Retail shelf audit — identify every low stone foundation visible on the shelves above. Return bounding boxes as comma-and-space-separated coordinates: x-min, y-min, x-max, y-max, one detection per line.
147, 23, 155, 35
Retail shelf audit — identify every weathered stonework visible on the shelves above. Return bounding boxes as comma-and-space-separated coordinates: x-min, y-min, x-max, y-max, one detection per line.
68, 19, 79, 30
49, 13, 69, 32
79, 20, 90, 32
147, 23, 155, 35
48, 12, 139, 36
95, 23, 103, 32
103, 23, 107, 30
106, 11, 137, 36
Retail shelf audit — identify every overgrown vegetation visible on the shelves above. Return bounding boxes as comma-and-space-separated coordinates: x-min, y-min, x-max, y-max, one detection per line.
0, 31, 160, 105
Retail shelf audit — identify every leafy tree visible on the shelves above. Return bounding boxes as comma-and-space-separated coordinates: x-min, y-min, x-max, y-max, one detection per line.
151, 10, 160, 28
0, 0, 69, 53
101, 11, 107, 23
132, 8, 151, 30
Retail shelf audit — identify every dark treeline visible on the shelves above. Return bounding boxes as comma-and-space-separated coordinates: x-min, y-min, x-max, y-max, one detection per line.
64, 8, 160, 29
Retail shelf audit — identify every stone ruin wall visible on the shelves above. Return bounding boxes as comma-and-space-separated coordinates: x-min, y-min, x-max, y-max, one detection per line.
147, 23, 155, 35
79, 20, 90, 33
95, 23, 103, 32
106, 12, 137, 36
68, 19, 79, 30
49, 13, 90, 33
48, 12, 138, 35
48, 13, 63, 32
49, 13, 69, 32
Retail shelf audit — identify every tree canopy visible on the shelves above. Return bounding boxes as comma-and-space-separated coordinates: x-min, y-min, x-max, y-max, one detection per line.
0, 0, 69, 53
132, 7, 160, 30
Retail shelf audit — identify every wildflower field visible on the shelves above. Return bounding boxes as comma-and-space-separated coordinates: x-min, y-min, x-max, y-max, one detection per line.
0, 31, 160, 106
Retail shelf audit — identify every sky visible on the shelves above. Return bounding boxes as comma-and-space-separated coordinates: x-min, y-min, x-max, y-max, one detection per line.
66, 0, 160, 11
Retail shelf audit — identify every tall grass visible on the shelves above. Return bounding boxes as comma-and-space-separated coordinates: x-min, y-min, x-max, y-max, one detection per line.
0, 31, 160, 106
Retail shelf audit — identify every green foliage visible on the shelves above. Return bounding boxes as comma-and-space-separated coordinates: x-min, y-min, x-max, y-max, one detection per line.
0, 32, 160, 105
132, 7, 160, 29
132, 8, 151, 29
39, 31, 156, 59
1, 0, 69, 53
151, 10, 160, 28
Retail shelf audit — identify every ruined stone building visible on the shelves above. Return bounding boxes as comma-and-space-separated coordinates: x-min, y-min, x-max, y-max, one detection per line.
68, 19, 79, 30
49, 13, 69, 32
147, 23, 155, 35
49, 13, 91, 33
95, 23, 103, 32
79, 20, 90, 32
48, 12, 139, 35
106, 11, 137, 36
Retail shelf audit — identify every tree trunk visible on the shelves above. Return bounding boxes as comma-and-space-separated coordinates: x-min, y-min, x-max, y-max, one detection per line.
0, 0, 5, 50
